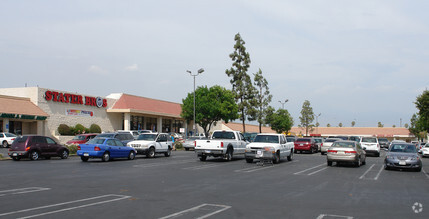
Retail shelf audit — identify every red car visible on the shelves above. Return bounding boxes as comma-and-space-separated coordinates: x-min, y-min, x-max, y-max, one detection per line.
294, 138, 318, 154
66, 134, 98, 145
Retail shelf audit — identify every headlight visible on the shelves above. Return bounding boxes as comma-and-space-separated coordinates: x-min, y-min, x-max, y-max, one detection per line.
411, 156, 420, 161
386, 155, 394, 159
264, 147, 275, 152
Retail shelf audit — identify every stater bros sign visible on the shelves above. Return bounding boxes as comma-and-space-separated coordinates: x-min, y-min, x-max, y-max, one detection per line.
44, 90, 107, 108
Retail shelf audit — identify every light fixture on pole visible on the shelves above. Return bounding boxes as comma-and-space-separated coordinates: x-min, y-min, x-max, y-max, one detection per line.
315, 113, 321, 134
187, 68, 204, 136
278, 99, 289, 109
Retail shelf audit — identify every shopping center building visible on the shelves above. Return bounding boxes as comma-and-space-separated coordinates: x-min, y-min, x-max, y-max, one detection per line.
0, 87, 188, 139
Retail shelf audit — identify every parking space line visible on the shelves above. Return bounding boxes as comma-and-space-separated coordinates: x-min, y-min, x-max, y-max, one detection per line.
316, 214, 353, 219
423, 168, 429, 179
293, 163, 326, 175
235, 165, 275, 173
159, 203, 231, 219
374, 165, 384, 180
307, 167, 328, 176
0, 187, 50, 197
359, 164, 375, 179
183, 163, 228, 170
0, 194, 131, 218
134, 159, 195, 168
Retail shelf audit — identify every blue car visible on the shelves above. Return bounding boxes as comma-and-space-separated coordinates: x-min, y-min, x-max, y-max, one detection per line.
77, 137, 136, 162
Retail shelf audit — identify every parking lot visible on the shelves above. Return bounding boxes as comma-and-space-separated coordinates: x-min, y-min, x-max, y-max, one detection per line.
1, 149, 429, 219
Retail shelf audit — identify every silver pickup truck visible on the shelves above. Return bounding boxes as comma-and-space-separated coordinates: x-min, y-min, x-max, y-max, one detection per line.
194, 130, 247, 161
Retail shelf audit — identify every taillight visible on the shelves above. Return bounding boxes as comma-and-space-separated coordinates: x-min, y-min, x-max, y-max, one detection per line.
94, 146, 101, 151
321, 143, 323, 146
345, 151, 357, 154
11, 138, 15, 141
77, 146, 81, 150
194, 141, 196, 147
327, 150, 337, 153
25, 147, 30, 151
220, 142, 224, 148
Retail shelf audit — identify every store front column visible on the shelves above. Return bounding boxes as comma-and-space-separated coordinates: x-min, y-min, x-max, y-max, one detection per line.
157, 117, 162, 133
124, 113, 131, 131
3, 118, 9, 132
37, 121, 44, 136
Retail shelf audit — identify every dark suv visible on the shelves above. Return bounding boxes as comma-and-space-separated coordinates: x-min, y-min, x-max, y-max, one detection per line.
8, 135, 69, 161
294, 138, 318, 153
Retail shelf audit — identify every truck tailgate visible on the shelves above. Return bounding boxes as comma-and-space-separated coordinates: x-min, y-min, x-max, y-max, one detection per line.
195, 140, 225, 150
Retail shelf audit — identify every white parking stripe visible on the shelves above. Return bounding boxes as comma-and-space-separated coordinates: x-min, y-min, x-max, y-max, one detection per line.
235, 165, 275, 173
307, 167, 328, 176
183, 163, 227, 170
316, 214, 353, 219
293, 163, 326, 175
0, 194, 131, 218
359, 164, 375, 179
0, 187, 50, 197
134, 159, 195, 168
374, 165, 384, 180
159, 203, 231, 219
423, 168, 429, 179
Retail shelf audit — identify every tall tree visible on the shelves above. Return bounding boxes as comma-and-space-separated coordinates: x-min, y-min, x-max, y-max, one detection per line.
181, 85, 238, 137
252, 68, 272, 133
378, 122, 384, 128
351, 121, 356, 127
415, 90, 429, 132
225, 33, 256, 133
327, 123, 331, 127
299, 100, 315, 136
338, 123, 343, 127
266, 108, 294, 134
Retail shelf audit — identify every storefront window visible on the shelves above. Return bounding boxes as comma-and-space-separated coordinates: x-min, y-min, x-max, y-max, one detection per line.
131, 115, 144, 130
146, 117, 157, 132
172, 120, 184, 133
162, 119, 172, 133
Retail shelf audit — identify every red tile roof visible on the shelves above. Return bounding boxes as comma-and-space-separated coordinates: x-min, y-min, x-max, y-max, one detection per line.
109, 94, 182, 118
222, 122, 411, 137
0, 95, 49, 117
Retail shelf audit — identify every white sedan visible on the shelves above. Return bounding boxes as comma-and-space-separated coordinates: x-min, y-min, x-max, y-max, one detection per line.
419, 144, 429, 157
0, 132, 17, 148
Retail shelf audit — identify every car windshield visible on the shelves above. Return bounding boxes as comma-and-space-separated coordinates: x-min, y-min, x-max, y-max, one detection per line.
286, 137, 296, 142
212, 132, 235, 139
5, 133, 16, 137
87, 138, 106, 144
332, 142, 355, 148
137, 134, 157, 141
72, 135, 86, 140
378, 138, 388, 142
314, 139, 322, 143
325, 139, 338, 142
389, 144, 416, 153
96, 133, 115, 138
362, 138, 377, 143
253, 135, 279, 143
296, 138, 311, 142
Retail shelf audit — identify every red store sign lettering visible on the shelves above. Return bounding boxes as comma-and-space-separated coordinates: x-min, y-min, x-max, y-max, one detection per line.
44, 90, 107, 108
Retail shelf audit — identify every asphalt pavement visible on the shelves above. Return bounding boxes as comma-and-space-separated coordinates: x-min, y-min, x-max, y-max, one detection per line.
0, 149, 428, 219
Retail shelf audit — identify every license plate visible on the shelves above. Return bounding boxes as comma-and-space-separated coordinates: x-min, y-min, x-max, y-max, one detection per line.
84, 153, 89, 157
205, 150, 211, 153
300, 144, 304, 146
256, 150, 263, 158
338, 151, 345, 154
399, 161, 406, 165
13, 153, 18, 156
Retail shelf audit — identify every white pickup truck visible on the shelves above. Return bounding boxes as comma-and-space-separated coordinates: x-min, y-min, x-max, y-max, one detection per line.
127, 133, 172, 158
194, 130, 248, 161
245, 133, 294, 164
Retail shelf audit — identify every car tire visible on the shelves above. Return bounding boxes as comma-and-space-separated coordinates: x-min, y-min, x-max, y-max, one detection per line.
384, 164, 390, 170
81, 156, 89, 162
30, 151, 40, 161
12, 157, 20, 161
273, 152, 280, 164
355, 158, 361, 167
60, 150, 69, 159
321, 152, 325, 155
164, 148, 171, 157
2, 141, 8, 148
225, 148, 233, 161
362, 159, 366, 165
327, 160, 333, 166
146, 147, 155, 158
246, 158, 253, 163
287, 150, 293, 161
128, 151, 136, 160
376, 152, 380, 157
101, 152, 110, 162
200, 155, 207, 161
185, 148, 189, 151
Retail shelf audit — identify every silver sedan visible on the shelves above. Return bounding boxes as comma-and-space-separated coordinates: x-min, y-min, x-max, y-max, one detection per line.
385, 143, 422, 172
327, 140, 366, 167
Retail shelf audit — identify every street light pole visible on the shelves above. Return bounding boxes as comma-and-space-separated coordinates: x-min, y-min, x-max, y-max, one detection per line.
278, 99, 289, 109
187, 68, 204, 136
315, 113, 321, 134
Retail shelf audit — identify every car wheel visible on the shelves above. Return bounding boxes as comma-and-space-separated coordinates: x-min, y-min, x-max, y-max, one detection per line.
2, 141, 8, 148
384, 163, 390, 170
246, 158, 253, 163
185, 148, 189, 151
327, 160, 333, 166
309, 148, 313, 154
101, 152, 110, 162
321, 152, 325, 155
30, 151, 40, 161
164, 148, 171, 157
12, 157, 20, 161
146, 147, 155, 158
60, 150, 69, 159
355, 158, 361, 167
128, 151, 136, 160
376, 152, 380, 157
273, 152, 280, 164
225, 149, 233, 161
81, 156, 89, 162
287, 150, 293, 161
200, 155, 207, 161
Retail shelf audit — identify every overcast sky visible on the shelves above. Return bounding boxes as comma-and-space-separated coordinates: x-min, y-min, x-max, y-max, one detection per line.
1, 0, 428, 127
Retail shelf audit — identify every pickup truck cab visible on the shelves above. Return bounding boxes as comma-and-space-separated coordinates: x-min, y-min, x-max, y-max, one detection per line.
245, 133, 294, 164
195, 130, 247, 161
127, 133, 172, 158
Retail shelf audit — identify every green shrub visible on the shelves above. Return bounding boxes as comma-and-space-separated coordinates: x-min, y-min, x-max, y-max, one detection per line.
58, 124, 72, 135
73, 124, 86, 134
66, 144, 78, 155
174, 142, 183, 150
89, 124, 102, 133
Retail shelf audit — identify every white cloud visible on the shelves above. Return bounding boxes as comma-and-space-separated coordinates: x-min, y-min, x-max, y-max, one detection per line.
87, 65, 108, 75
124, 64, 138, 71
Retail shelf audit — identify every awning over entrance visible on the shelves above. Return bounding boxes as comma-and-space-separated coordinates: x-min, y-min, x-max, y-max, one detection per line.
0, 95, 49, 120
